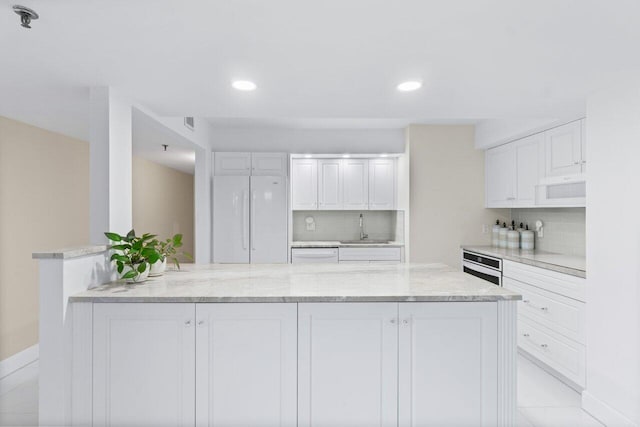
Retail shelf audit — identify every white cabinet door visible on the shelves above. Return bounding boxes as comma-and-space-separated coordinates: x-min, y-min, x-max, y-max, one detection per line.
291, 159, 318, 210
195, 304, 297, 427
514, 134, 544, 207
342, 159, 369, 210
251, 153, 288, 176
318, 159, 343, 210
398, 302, 498, 427
214, 152, 251, 176
369, 158, 396, 210
298, 303, 398, 427
485, 144, 516, 207
93, 303, 196, 427
544, 121, 582, 177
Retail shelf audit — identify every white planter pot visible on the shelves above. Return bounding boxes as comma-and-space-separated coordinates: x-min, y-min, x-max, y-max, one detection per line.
149, 258, 167, 277
123, 262, 150, 284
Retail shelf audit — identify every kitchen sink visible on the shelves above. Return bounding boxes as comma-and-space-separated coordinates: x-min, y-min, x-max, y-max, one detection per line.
339, 240, 390, 244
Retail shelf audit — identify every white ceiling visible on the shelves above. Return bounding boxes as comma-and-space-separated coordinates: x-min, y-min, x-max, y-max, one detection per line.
1, 0, 640, 142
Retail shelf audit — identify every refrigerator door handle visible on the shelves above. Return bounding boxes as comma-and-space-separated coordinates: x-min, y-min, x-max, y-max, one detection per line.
242, 190, 248, 250
251, 190, 257, 251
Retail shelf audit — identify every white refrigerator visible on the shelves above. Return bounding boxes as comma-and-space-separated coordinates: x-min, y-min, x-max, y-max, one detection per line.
213, 175, 288, 263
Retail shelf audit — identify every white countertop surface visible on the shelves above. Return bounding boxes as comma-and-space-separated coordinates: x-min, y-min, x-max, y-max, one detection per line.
461, 246, 586, 278
70, 263, 520, 303
291, 241, 404, 248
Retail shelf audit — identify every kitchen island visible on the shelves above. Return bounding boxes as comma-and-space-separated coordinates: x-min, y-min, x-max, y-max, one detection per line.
34, 250, 520, 427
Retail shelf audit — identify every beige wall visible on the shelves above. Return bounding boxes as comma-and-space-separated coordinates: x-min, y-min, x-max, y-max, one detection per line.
132, 157, 194, 262
0, 117, 90, 360
409, 125, 510, 267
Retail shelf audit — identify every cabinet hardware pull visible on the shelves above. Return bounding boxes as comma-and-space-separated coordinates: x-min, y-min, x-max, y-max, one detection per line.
402, 319, 409, 325
197, 320, 205, 326
523, 300, 549, 312
185, 320, 192, 326
523, 333, 549, 350
390, 319, 397, 324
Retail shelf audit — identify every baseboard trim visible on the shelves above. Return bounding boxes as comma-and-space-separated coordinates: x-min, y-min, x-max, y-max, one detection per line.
582, 390, 638, 427
0, 344, 39, 379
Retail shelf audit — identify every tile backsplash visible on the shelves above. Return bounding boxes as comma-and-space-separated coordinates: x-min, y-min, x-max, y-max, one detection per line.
511, 208, 585, 256
292, 210, 403, 242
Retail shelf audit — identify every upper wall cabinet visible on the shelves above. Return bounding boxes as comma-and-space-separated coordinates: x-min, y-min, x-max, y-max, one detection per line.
215, 152, 287, 176
514, 134, 544, 207
485, 133, 545, 208
292, 157, 396, 210
369, 158, 396, 210
291, 159, 318, 210
251, 153, 288, 176
485, 144, 516, 207
545, 121, 584, 177
342, 159, 369, 210
214, 152, 251, 176
318, 159, 344, 210
485, 119, 585, 208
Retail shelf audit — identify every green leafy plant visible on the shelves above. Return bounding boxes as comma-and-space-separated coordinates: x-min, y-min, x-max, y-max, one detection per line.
104, 229, 161, 282
152, 233, 192, 270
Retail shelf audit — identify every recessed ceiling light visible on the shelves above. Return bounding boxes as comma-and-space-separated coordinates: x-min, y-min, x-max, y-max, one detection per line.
232, 80, 257, 91
397, 81, 422, 92
342, 154, 350, 158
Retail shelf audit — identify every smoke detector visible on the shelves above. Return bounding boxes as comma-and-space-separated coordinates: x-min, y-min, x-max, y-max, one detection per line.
13, 5, 39, 29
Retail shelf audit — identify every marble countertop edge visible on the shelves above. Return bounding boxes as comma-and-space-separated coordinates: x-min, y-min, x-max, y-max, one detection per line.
32, 245, 109, 260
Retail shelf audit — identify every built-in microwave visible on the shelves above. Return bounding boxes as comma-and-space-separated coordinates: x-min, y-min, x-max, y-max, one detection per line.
536, 174, 586, 207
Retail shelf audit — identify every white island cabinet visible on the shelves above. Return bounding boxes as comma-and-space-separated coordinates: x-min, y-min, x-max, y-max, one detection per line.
92, 303, 196, 427
34, 255, 519, 427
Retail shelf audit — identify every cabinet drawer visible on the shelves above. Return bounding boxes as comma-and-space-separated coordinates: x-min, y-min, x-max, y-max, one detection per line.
518, 316, 585, 387
503, 260, 585, 301
338, 247, 401, 262
504, 278, 585, 344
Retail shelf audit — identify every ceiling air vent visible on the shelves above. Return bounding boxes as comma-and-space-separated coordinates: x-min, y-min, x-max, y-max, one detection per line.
184, 117, 195, 131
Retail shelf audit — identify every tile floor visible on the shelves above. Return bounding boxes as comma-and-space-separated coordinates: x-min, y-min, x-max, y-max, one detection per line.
0, 355, 604, 426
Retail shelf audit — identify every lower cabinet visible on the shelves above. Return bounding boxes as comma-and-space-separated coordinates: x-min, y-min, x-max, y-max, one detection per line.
298, 303, 399, 426
298, 302, 499, 427
398, 302, 498, 427
92, 302, 501, 427
195, 303, 297, 427
93, 303, 296, 427
92, 303, 196, 427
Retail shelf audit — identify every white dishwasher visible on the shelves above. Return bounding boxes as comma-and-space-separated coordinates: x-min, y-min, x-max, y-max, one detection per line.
291, 248, 339, 263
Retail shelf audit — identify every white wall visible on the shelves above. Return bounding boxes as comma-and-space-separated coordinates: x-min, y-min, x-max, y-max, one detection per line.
210, 127, 405, 153
582, 80, 640, 426
408, 124, 510, 267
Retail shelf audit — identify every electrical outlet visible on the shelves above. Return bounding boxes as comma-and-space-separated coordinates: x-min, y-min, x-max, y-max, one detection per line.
482, 224, 489, 234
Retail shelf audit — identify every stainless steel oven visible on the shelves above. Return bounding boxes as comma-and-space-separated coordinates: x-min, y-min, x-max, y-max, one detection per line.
462, 250, 502, 286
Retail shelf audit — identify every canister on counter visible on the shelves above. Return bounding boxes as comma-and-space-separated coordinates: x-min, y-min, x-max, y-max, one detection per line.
492, 220, 501, 247
507, 226, 520, 249
498, 222, 509, 248
521, 224, 535, 251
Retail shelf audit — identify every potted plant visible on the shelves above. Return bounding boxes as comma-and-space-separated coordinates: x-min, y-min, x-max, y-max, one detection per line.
149, 233, 192, 276
104, 230, 161, 283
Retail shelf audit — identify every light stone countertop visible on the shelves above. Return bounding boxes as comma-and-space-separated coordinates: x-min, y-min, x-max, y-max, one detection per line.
33, 245, 109, 260
291, 241, 404, 248
69, 263, 521, 303
461, 245, 586, 278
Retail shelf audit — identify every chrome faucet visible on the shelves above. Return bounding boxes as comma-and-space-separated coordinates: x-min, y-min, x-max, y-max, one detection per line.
359, 213, 368, 240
